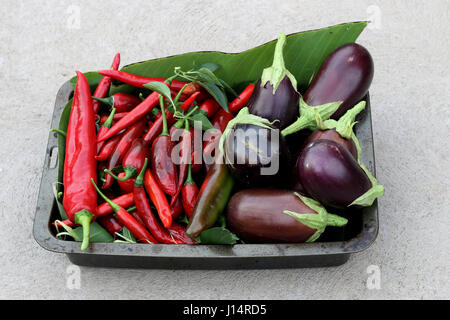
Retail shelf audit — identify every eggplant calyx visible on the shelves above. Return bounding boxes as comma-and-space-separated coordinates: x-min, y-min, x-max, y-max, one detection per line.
348, 130, 385, 207
350, 184, 385, 207
260, 33, 298, 94
281, 97, 342, 137
218, 107, 276, 165
283, 193, 348, 243
321, 101, 366, 139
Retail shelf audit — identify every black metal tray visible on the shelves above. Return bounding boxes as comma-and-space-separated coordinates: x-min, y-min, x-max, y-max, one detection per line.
33, 80, 379, 269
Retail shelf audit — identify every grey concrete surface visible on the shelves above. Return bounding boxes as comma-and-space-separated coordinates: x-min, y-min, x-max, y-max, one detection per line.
0, 0, 449, 300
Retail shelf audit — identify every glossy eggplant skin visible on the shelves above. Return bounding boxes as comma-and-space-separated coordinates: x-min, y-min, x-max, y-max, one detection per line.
248, 78, 300, 129
226, 189, 316, 243
303, 129, 357, 159
224, 123, 290, 187
296, 139, 371, 208
304, 43, 373, 120
291, 129, 357, 194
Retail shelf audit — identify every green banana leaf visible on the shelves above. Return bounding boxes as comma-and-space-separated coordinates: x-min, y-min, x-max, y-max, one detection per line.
70, 21, 368, 94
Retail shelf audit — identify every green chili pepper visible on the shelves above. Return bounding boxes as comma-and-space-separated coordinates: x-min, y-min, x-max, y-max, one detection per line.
185, 154, 234, 238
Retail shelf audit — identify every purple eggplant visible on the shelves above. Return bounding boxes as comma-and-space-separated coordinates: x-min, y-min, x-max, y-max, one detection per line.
221, 120, 290, 187
247, 33, 300, 129
303, 43, 374, 120
299, 100, 367, 160
226, 189, 347, 243
296, 139, 383, 208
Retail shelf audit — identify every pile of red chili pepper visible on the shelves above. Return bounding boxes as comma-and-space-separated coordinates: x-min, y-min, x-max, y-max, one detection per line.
54, 53, 254, 250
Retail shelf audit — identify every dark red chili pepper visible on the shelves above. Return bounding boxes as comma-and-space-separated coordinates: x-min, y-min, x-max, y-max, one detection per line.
189, 126, 203, 173
133, 158, 178, 244
170, 195, 184, 219
97, 69, 193, 95
63, 71, 98, 250
98, 89, 162, 143
96, 192, 134, 217
190, 151, 202, 173
228, 83, 255, 114
102, 120, 146, 189
181, 164, 199, 218
95, 132, 123, 161
97, 108, 116, 153
171, 120, 192, 206
167, 223, 198, 244
199, 98, 219, 118
142, 109, 175, 145
105, 138, 150, 182
93, 92, 141, 113
92, 53, 120, 114
92, 179, 158, 243
143, 168, 172, 228
98, 215, 123, 236
151, 95, 178, 196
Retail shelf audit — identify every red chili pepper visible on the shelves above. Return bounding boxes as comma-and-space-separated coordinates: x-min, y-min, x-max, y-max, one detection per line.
91, 179, 158, 243
93, 92, 141, 113
63, 71, 98, 250
133, 158, 178, 244
98, 215, 123, 236
97, 69, 193, 95
170, 120, 192, 206
98, 89, 162, 143
102, 119, 146, 189
179, 91, 201, 112
96, 192, 134, 217
52, 219, 75, 228
199, 98, 220, 118
181, 164, 199, 218
92, 53, 120, 114
117, 173, 135, 193
228, 83, 255, 114
104, 138, 150, 182
95, 132, 123, 161
143, 169, 172, 228
128, 208, 146, 228
150, 96, 178, 196
167, 223, 198, 244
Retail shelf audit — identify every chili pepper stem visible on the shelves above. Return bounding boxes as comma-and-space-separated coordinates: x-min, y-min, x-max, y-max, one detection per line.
74, 209, 94, 250
159, 95, 169, 136
173, 84, 189, 104
184, 164, 194, 186
102, 108, 117, 128
91, 178, 121, 212
134, 158, 148, 187
104, 166, 138, 181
